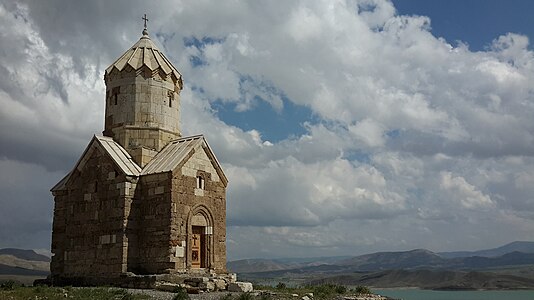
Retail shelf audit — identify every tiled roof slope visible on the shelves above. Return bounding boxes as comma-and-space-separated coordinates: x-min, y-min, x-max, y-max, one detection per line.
52, 134, 227, 191
95, 136, 142, 176
51, 135, 141, 191
141, 135, 228, 185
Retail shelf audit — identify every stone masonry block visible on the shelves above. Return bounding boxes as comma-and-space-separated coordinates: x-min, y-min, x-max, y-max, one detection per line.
228, 282, 253, 293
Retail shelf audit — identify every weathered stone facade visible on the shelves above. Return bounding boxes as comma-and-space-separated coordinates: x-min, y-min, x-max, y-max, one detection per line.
50, 27, 228, 285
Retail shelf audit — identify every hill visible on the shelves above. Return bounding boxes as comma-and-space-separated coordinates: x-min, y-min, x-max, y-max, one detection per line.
439, 241, 534, 258
0, 248, 50, 262
229, 241, 534, 275
227, 259, 294, 273
0, 248, 50, 285
0, 254, 50, 273
338, 249, 446, 271
308, 269, 534, 290
232, 249, 534, 276
0, 264, 49, 276
231, 241, 534, 289
227, 256, 349, 273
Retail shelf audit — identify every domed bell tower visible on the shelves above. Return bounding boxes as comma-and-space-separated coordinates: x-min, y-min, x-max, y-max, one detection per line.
103, 21, 183, 167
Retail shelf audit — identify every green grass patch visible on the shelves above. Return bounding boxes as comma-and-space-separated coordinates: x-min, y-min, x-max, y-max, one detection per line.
172, 286, 190, 300
312, 284, 347, 300
254, 282, 313, 294
0, 286, 149, 300
352, 285, 372, 295
1, 280, 21, 290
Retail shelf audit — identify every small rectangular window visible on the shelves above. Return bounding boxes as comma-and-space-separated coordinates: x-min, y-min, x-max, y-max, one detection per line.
196, 176, 205, 190
112, 87, 120, 105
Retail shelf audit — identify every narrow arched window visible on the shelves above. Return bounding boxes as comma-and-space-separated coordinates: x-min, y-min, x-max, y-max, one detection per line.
168, 91, 174, 108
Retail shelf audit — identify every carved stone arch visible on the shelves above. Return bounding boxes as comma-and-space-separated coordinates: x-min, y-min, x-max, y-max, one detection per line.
188, 204, 214, 227
191, 213, 207, 227
187, 205, 215, 270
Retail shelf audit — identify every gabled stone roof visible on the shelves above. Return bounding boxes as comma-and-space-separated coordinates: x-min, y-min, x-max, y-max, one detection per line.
142, 134, 228, 186
51, 135, 141, 192
105, 29, 182, 87
52, 134, 228, 191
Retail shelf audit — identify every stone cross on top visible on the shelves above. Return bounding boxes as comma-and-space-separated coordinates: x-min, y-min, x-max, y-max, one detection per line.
142, 14, 149, 29
142, 14, 149, 35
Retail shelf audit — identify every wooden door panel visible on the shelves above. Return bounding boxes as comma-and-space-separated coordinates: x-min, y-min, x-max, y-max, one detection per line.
192, 227, 203, 268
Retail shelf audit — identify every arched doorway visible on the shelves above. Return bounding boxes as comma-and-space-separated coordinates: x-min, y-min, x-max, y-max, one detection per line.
188, 207, 213, 270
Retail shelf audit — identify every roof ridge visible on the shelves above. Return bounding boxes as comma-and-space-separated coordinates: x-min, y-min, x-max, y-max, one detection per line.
170, 134, 204, 143
139, 134, 227, 185
141, 135, 205, 175
94, 136, 141, 174
95, 134, 113, 141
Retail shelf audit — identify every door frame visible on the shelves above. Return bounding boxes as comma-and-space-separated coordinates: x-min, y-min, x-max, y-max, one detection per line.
187, 205, 214, 270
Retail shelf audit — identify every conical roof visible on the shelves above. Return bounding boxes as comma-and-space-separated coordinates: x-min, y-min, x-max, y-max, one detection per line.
105, 29, 182, 86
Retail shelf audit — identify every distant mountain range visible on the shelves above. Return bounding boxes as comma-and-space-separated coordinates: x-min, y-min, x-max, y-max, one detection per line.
228, 241, 534, 290
228, 241, 534, 274
438, 241, 534, 258
0, 248, 50, 263
309, 269, 534, 290
227, 256, 351, 273
0, 248, 50, 284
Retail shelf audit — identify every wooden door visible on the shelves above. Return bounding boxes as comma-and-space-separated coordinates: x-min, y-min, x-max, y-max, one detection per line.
191, 226, 203, 268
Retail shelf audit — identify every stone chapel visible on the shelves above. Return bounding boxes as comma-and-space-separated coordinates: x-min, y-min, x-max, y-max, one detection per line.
50, 23, 228, 285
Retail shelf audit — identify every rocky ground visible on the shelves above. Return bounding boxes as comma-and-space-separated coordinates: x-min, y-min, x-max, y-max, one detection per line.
0, 283, 393, 300
127, 289, 229, 300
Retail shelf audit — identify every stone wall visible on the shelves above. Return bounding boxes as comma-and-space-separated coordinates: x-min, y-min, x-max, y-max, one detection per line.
171, 145, 227, 273
129, 145, 227, 275
51, 147, 136, 279
133, 172, 175, 274
103, 65, 181, 154
52, 143, 227, 282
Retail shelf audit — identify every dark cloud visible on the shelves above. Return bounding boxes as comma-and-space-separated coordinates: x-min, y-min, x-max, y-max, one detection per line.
0, 159, 59, 249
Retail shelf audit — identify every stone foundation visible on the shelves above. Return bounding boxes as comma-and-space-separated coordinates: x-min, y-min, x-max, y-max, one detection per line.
49, 272, 242, 293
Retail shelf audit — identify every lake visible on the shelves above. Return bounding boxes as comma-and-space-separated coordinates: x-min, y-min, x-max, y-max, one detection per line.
374, 289, 534, 300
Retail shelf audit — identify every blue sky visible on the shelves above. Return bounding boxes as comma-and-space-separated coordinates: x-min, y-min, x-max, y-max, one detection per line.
1, 0, 534, 260
395, 0, 534, 51
214, 0, 534, 143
